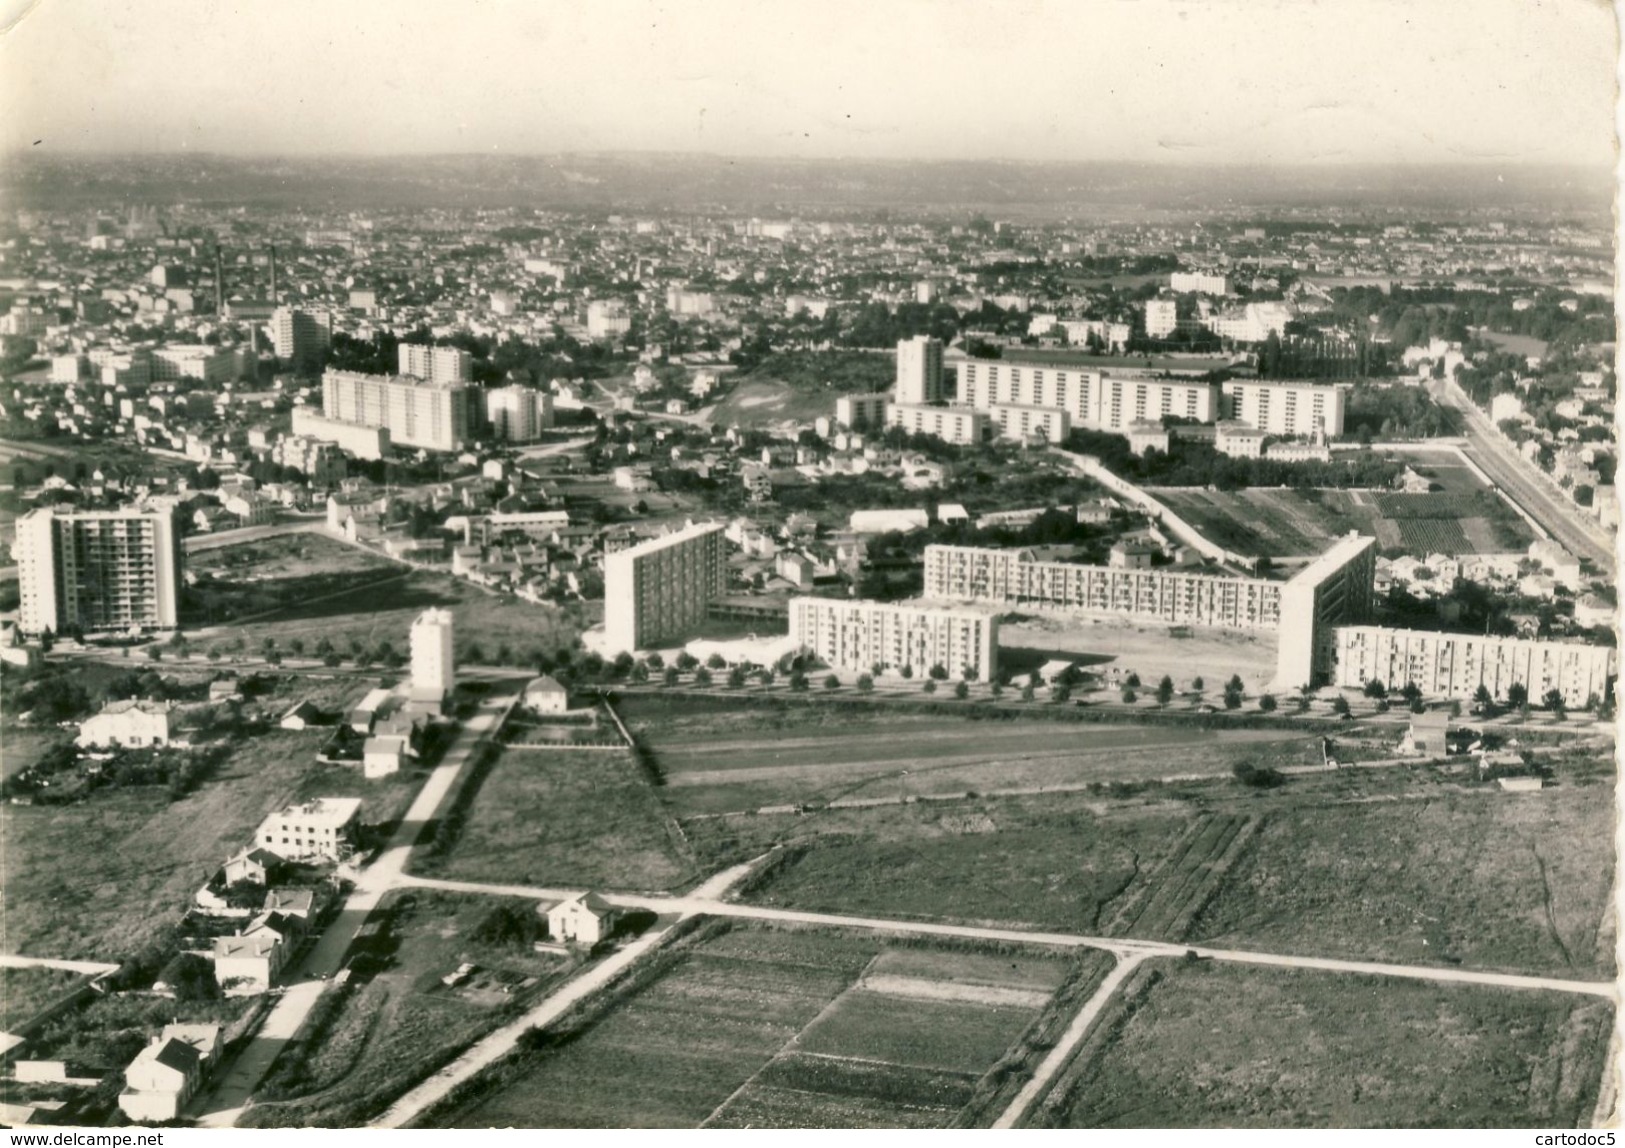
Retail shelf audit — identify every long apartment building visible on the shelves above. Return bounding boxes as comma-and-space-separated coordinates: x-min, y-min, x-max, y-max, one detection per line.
886, 403, 987, 445
923, 545, 1282, 630
321, 369, 472, 452
603, 522, 729, 654
1220, 380, 1347, 438
789, 596, 998, 681
958, 355, 1218, 433
1333, 627, 1615, 708
1273, 534, 1378, 689
291, 405, 390, 460
16, 506, 182, 637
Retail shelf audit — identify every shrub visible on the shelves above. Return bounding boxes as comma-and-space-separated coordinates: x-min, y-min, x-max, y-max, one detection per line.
693, 667, 712, 686
823, 674, 840, 691
923, 679, 937, 694
953, 681, 969, 699
1258, 694, 1277, 712
1121, 687, 1137, 703
929, 664, 949, 681
856, 674, 874, 693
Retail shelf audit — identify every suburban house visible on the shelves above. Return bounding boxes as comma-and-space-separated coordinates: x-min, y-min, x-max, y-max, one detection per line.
254, 797, 363, 862
76, 699, 173, 748
362, 734, 408, 778
117, 1024, 221, 1123
524, 674, 569, 715
212, 933, 286, 994
1399, 711, 1451, 758
279, 700, 322, 730
544, 892, 621, 946
224, 846, 284, 887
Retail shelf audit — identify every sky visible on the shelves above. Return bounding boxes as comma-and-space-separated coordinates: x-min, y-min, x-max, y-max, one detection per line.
0, 0, 1615, 166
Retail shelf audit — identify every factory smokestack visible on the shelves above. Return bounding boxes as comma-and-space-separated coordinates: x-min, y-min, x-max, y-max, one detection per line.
269, 244, 278, 302
214, 244, 225, 314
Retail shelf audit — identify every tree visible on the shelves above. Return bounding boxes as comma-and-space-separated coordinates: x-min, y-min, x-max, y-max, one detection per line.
706, 653, 727, 670
289, 638, 306, 657
1473, 683, 1493, 709
1506, 682, 1529, 708
929, 664, 949, 681
1223, 685, 1242, 710
1542, 688, 1566, 714
146, 644, 163, 662
646, 652, 665, 670
662, 667, 680, 687
757, 669, 775, 687
989, 681, 1003, 698
693, 667, 712, 686
727, 667, 746, 689
900, 665, 914, 679
922, 679, 937, 694
1227, 674, 1244, 693
1363, 679, 1387, 699
1052, 684, 1072, 704
676, 652, 699, 672
1295, 694, 1310, 713
1332, 695, 1351, 716
954, 681, 969, 699
1258, 694, 1277, 713
823, 674, 840, 691
789, 671, 809, 692
1121, 687, 1138, 704
1156, 676, 1174, 707
1400, 680, 1422, 704
1125, 672, 1142, 688
1190, 675, 1204, 691
857, 673, 874, 693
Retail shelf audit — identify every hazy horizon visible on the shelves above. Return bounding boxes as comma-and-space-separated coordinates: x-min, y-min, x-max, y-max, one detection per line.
0, 0, 1614, 168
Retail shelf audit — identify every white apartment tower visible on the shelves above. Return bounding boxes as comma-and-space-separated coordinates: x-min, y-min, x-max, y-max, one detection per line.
271, 307, 331, 373
1221, 380, 1348, 438
603, 523, 729, 654
16, 507, 181, 637
398, 343, 474, 385
485, 385, 555, 443
895, 335, 946, 405
410, 608, 456, 696
322, 369, 472, 452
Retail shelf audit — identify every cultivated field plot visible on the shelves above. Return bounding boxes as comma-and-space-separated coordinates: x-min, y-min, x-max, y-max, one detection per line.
1186, 788, 1617, 977
241, 890, 574, 1129
1153, 485, 1533, 558
625, 695, 1310, 816
1026, 961, 1612, 1128
412, 745, 695, 891
431, 923, 1101, 1129
739, 801, 1258, 939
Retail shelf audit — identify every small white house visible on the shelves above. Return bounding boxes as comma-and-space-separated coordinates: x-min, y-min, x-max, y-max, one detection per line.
525, 674, 569, 715
77, 699, 173, 748
545, 892, 620, 946
362, 735, 408, 778
117, 1024, 220, 1123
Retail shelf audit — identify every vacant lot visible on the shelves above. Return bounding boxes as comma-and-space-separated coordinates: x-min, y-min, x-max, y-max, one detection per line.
0, 966, 85, 1030
707, 380, 844, 428
997, 612, 1279, 694
624, 695, 1312, 816
1027, 961, 1612, 1128
1186, 788, 1617, 977
0, 677, 400, 961
1154, 485, 1532, 559
193, 557, 589, 667
240, 889, 574, 1129
430, 922, 1094, 1129
412, 745, 695, 892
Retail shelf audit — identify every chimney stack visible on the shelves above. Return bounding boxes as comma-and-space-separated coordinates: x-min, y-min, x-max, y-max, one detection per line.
214, 244, 225, 314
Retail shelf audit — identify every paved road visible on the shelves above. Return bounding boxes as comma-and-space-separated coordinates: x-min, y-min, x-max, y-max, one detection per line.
0, 954, 118, 976
190, 683, 523, 1127
1433, 377, 1615, 572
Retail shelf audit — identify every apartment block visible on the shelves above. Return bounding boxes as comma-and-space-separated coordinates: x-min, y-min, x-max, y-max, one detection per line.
1221, 380, 1348, 438
603, 522, 729, 653
484, 384, 555, 442
1170, 271, 1230, 295
923, 545, 1282, 630
835, 392, 889, 430
958, 356, 1218, 433
321, 369, 471, 452
985, 403, 1070, 443
886, 402, 987, 445
16, 506, 182, 637
1274, 534, 1378, 689
271, 307, 331, 373
410, 607, 455, 696
291, 405, 391, 460
1333, 627, 1615, 708
788, 596, 998, 681
398, 342, 473, 384
149, 344, 239, 384
895, 335, 946, 405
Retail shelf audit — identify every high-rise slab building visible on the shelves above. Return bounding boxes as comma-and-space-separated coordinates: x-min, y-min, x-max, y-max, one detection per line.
16, 507, 181, 637
603, 523, 729, 654
321, 369, 472, 452
958, 355, 1219, 433
1274, 534, 1378, 689
398, 343, 473, 385
271, 307, 331, 374
895, 335, 945, 405
1221, 380, 1348, 438
484, 385, 555, 443
1334, 627, 1614, 708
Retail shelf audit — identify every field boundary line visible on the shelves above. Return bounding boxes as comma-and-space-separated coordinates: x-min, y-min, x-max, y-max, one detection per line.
991, 951, 1151, 1129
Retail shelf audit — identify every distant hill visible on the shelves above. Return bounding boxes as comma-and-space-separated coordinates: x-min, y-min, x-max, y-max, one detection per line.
0, 153, 1611, 218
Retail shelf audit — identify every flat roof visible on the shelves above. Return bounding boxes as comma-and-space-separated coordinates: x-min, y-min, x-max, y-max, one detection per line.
981, 350, 1233, 373
1284, 534, 1377, 590
614, 520, 726, 559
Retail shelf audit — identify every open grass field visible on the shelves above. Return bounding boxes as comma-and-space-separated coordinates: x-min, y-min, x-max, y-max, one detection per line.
621, 695, 1315, 817
0, 966, 85, 1030
706, 380, 844, 429
411, 745, 696, 892
240, 889, 574, 1129
0, 675, 399, 961
1185, 787, 1618, 977
1153, 484, 1533, 559
1027, 960, 1612, 1128
429, 922, 1101, 1129
195, 562, 590, 667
